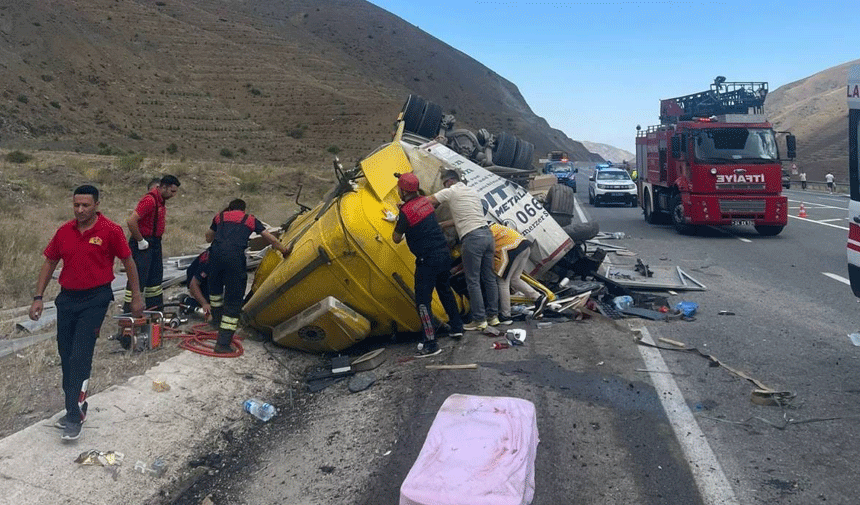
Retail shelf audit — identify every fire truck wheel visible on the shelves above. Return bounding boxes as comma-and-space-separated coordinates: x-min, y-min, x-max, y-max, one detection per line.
754, 225, 784, 236
670, 194, 695, 235
401, 95, 426, 134
416, 101, 443, 139
493, 132, 517, 167
643, 192, 657, 223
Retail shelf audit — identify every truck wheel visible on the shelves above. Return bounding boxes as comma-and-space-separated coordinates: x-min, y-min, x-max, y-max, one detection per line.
754, 225, 784, 236
643, 192, 657, 224
670, 194, 695, 235
416, 101, 443, 139
511, 139, 534, 170
493, 132, 517, 167
401, 95, 426, 134
546, 183, 575, 221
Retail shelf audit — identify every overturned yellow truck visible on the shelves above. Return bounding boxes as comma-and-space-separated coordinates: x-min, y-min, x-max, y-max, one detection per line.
242, 96, 574, 352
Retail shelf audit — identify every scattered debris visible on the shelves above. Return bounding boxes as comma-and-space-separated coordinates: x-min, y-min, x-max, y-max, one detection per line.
658, 337, 686, 348
634, 259, 653, 277
718, 310, 736, 316
425, 364, 479, 370
348, 372, 377, 392
350, 348, 386, 372
152, 380, 170, 392
75, 450, 124, 466
849, 333, 860, 346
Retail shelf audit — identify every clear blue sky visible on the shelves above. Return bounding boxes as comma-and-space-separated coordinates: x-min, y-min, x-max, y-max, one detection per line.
367, 0, 859, 155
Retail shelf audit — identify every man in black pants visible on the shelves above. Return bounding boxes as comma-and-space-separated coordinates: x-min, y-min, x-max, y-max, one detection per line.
391, 172, 464, 357
29, 185, 144, 441
206, 199, 290, 353
124, 174, 180, 311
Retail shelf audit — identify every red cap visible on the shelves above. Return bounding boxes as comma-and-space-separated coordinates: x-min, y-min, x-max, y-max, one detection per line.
396, 172, 420, 192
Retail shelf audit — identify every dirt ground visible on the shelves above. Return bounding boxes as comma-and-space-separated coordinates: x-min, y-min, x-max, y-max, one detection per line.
0, 286, 192, 440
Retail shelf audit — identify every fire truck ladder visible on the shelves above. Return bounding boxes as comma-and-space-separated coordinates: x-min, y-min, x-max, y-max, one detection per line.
659, 77, 767, 124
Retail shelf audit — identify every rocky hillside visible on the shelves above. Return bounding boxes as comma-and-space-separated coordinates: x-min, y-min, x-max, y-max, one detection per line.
766, 58, 860, 181
580, 141, 633, 165
0, 0, 602, 167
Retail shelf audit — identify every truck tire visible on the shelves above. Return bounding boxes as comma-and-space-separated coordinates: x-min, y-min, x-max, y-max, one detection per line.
401, 95, 426, 134
493, 132, 517, 167
754, 225, 784, 236
416, 101, 443, 139
546, 184, 575, 226
511, 139, 534, 170
643, 190, 658, 224
670, 194, 695, 235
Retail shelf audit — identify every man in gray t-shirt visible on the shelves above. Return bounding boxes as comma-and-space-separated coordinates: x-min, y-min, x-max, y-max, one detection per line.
429, 170, 499, 331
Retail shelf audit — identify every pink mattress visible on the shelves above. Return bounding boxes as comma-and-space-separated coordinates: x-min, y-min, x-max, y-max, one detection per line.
399, 394, 539, 505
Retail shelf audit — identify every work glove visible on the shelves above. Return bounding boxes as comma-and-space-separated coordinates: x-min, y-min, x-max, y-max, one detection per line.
382, 210, 397, 223
137, 238, 150, 250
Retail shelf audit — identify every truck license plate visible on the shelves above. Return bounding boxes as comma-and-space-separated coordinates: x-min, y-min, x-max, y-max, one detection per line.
731, 220, 753, 226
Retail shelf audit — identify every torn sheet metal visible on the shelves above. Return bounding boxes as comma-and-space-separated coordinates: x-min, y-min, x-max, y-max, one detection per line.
599, 264, 706, 291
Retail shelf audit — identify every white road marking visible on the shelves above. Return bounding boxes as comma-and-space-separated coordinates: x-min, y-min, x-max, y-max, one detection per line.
823, 272, 851, 285
635, 326, 739, 505
707, 226, 752, 243
819, 218, 845, 223
787, 214, 848, 230
787, 199, 847, 210
573, 194, 589, 224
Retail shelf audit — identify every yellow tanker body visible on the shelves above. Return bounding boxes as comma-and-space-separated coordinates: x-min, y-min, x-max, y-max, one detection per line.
243, 141, 466, 351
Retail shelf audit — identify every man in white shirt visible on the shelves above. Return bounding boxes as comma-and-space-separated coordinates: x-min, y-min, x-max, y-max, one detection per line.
825, 173, 835, 194
429, 170, 499, 331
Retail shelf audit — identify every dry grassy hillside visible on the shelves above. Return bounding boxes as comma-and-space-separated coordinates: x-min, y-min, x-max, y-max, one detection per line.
0, 0, 598, 168
766, 59, 860, 180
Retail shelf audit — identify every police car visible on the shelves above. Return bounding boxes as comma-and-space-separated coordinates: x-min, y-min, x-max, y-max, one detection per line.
588, 167, 637, 207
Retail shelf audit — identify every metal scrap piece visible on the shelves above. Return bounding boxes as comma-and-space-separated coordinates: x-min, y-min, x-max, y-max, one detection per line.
75, 450, 125, 466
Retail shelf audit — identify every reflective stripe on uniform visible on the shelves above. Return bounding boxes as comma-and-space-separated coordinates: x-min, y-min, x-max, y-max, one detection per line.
210, 293, 224, 308
220, 315, 239, 331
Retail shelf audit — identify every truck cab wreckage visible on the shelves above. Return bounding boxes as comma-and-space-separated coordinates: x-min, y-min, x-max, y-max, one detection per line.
241, 96, 605, 352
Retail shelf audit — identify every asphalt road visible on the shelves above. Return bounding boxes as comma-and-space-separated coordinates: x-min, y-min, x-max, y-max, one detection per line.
576, 168, 860, 505
170, 173, 859, 505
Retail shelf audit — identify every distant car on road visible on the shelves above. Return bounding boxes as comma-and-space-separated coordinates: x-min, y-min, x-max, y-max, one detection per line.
544, 161, 577, 192
588, 167, 637, 207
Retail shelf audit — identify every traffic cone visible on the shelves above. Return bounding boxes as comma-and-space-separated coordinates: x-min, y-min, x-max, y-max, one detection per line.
798, 202, 807, 218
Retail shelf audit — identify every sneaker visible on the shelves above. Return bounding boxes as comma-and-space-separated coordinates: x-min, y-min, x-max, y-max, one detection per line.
496, 315, 514, 326
487, 316, 501, 326
56, 402, 88, 429
449, 331, 463, 340
415, 342, 442, 358
61, 421, 82, 441
463, 320, 487, 331
533, 294, 548, 317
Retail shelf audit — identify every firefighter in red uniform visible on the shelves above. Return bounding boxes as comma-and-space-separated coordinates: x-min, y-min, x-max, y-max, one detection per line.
29, 185, 144, 441
206, 199, 291, 353
391, 172, 464, 357
124, 175, 181, 311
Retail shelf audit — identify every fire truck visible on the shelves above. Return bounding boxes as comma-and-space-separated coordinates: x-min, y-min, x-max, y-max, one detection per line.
635, 77, 796, 235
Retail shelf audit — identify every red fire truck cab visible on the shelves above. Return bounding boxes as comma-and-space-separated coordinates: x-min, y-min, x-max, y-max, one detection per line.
635, 78, 796, 236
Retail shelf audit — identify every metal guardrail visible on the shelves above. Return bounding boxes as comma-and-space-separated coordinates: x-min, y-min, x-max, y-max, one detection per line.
788, 179, 847, 194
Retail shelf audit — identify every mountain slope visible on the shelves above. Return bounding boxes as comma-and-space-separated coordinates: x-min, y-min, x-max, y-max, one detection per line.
765, 58, 859, 180
0, 0, 601, 165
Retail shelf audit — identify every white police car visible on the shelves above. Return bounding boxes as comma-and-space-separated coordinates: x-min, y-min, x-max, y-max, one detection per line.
588, 168, 637, 207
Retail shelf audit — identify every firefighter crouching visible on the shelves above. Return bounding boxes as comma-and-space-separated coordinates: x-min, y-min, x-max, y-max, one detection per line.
206, 199, 291, 353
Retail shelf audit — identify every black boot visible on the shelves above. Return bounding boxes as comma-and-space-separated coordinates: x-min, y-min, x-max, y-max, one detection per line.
214, 329, 234, 354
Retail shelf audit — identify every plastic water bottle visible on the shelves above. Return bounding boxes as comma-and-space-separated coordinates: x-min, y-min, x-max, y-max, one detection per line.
613, 295, 633, 311
243, 399, 276, 421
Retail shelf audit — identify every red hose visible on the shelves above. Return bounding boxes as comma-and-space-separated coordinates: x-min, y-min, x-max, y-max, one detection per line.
162, 323, 244, 358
